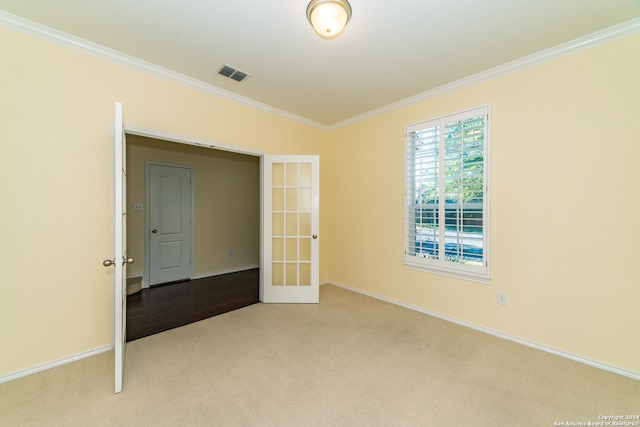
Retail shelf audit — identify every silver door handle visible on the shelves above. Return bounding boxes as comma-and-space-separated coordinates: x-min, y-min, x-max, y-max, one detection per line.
104, 257, 134, 267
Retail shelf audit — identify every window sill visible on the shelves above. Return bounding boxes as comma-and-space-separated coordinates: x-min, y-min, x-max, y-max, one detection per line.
404, 261, 490, 284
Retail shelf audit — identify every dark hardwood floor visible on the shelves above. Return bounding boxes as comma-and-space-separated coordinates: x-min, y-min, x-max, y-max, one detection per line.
126, 268, 259, 341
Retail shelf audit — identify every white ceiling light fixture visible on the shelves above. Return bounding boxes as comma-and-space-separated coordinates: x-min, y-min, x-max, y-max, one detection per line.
306, 0, 352, 39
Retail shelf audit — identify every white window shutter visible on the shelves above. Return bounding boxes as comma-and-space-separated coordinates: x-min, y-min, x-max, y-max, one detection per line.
405, 106, 489, 281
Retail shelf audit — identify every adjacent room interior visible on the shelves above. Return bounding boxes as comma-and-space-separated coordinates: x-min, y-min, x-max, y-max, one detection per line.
125, 135, 261, 339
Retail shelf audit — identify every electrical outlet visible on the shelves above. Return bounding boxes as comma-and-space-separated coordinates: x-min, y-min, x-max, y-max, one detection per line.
497, 292, 508, 305
228, 250, 232, 257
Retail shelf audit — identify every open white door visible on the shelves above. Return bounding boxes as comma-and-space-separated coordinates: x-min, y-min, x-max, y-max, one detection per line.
263, 155, 319, 303
104, 101, 132, 393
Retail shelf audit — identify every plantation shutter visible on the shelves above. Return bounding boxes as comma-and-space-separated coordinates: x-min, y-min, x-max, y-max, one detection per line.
406, 119, 441, 260
405, 106, 489, 280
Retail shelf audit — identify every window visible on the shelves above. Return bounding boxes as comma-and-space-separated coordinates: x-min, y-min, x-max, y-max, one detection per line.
404, 106, 489, 282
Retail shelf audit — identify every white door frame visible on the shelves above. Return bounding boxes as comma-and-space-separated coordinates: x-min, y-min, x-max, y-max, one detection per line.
143, 161, 194, 288
124, 125, 267, 296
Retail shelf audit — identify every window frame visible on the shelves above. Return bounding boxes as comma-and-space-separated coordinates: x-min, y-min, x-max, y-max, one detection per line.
404, 105, 490, 283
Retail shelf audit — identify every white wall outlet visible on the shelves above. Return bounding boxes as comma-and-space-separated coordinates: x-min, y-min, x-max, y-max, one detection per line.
497, 292, 508, 305
133, 203, 144, 211
228, 249, 232, 257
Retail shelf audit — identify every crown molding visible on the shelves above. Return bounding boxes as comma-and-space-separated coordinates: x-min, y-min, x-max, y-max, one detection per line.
328, 17, 640, 130
2, 10, 638, 131
0, 10, 329, 130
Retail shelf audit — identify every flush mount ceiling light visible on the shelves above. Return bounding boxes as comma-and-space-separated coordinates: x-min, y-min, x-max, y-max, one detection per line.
306, 0, 352, 39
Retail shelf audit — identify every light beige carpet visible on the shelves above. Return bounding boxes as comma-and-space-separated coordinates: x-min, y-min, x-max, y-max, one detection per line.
1, 285, 638, 426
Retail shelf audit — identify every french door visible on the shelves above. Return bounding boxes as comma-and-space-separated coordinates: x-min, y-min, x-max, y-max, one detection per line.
106, 107, 320, 393
106, 101, 131, 393
262, 156, 319, 303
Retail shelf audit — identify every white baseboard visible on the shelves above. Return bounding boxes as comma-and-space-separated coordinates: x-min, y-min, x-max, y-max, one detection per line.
1, 267, 258, 384
6, 279, 634, 385
193, 265, 259, 280
0, 345, 112, 384
324, 280, 640, 381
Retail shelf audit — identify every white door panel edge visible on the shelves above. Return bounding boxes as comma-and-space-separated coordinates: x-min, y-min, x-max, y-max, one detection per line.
112, 101, 127, 394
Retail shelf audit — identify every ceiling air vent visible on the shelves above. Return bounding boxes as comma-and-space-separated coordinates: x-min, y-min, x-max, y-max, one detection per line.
218, 64, 249, 82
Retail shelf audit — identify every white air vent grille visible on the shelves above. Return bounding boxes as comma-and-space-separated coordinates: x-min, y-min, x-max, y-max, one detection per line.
218, 64, 249, 82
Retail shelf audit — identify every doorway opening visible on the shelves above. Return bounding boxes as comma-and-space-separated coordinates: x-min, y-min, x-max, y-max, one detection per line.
125, 132, 262, 338
111, 105, 320, 391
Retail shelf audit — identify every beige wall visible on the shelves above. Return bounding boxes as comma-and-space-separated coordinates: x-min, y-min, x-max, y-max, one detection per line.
0, 26, 327, 377
326, 33, 640, 374
1, 23, 639, 379
126, 135, 261, 280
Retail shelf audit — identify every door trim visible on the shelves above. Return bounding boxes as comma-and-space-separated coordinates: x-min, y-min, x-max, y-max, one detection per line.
124, 125, 267, 299
143, 161, 194, 288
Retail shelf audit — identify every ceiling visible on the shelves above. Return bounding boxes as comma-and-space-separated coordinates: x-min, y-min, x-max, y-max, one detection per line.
2, 0, 639, 126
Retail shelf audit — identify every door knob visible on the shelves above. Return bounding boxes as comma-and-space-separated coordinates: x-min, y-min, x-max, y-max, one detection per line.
312, 235, 318, 239
103, 259, 115, 267
151, 229, 157, 234
123, 257, 135, 265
